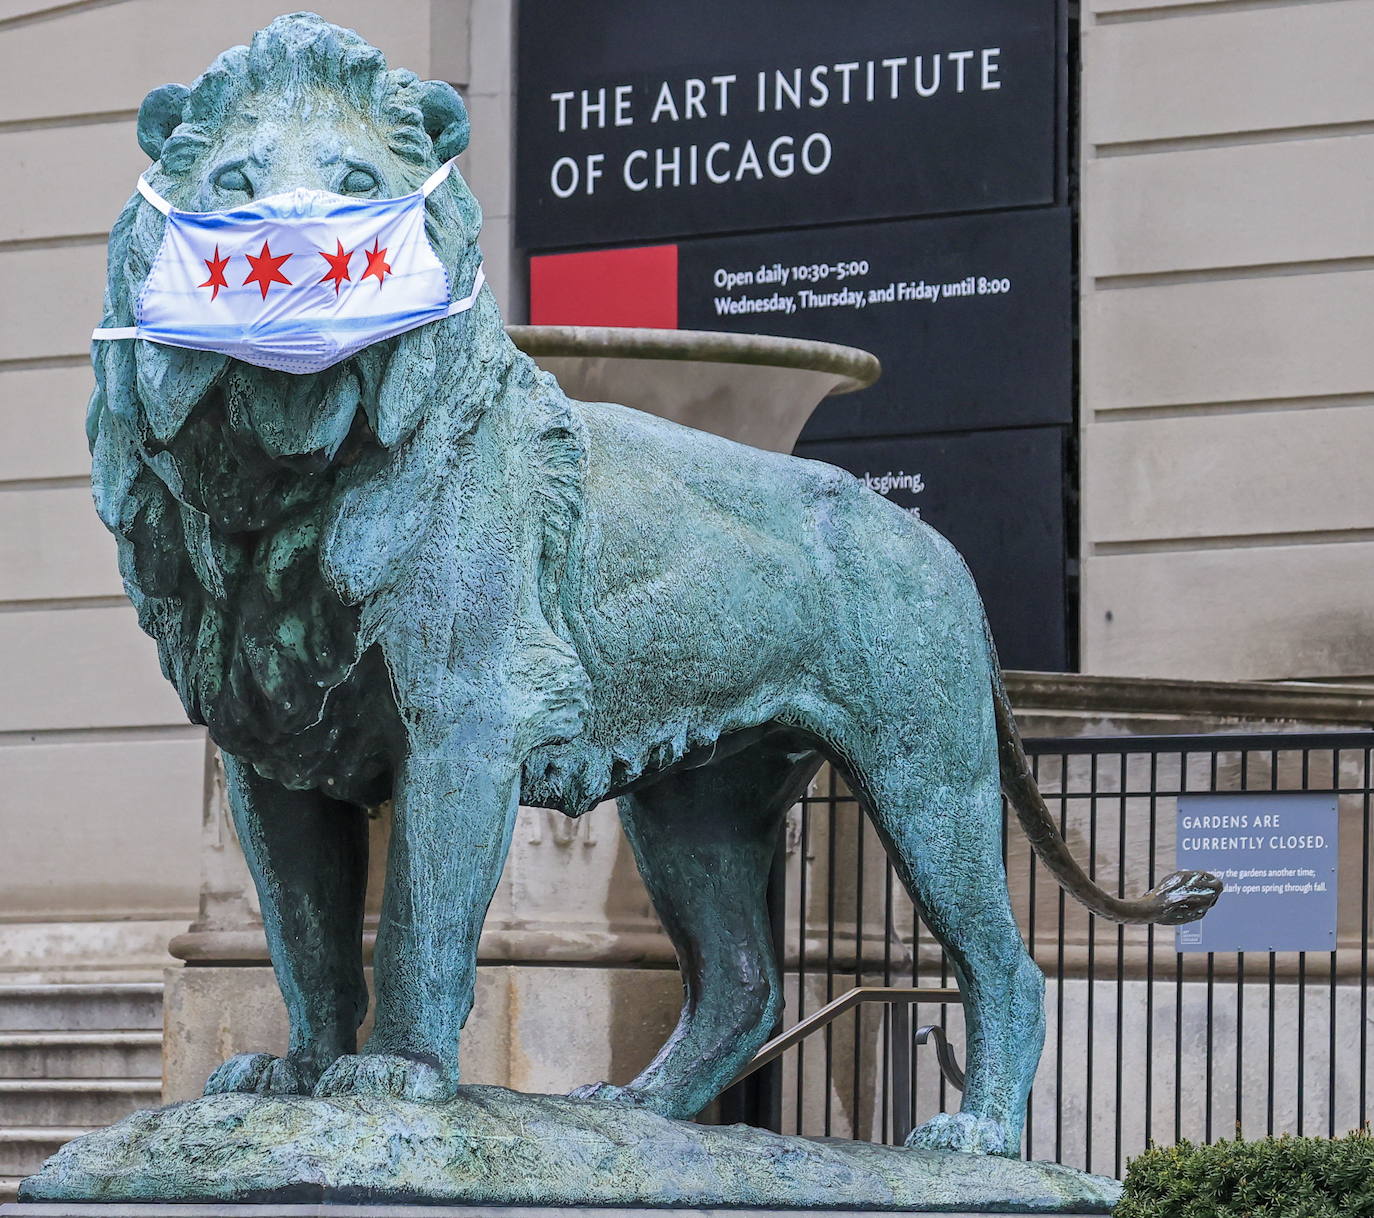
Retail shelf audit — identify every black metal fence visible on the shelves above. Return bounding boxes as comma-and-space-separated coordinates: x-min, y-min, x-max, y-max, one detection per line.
737, 730, 1374, 1178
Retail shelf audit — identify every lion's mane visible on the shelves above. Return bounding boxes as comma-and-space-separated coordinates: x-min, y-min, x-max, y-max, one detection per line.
89, 15, 586, 799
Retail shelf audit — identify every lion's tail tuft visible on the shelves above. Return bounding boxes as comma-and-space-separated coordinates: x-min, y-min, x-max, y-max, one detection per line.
989, 639, 1222, 927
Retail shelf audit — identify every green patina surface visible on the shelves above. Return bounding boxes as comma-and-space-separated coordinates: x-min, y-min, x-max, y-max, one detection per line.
61, 11, 1216, 1205
20, 1088, 1121, 1212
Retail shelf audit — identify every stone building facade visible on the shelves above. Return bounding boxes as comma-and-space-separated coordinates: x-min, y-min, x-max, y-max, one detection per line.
1076, 0, 1374, 682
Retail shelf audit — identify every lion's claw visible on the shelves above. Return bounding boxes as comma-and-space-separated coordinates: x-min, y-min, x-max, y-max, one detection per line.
566, 1080, 696, 1119
313, 1053, 455, 1102
567, 1081, 647, 1107
204, 1052, 310, 1096
906, 1111, 1018, 1157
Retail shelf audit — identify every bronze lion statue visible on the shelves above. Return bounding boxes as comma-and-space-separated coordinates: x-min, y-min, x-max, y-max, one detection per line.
90, 13, 1218, 1156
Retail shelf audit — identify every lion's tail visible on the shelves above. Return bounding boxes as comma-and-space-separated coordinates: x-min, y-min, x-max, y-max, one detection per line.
987, 629, 1222, 926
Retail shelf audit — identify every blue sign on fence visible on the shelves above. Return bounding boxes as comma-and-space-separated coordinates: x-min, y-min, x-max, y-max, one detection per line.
1176, 792, 1338, 953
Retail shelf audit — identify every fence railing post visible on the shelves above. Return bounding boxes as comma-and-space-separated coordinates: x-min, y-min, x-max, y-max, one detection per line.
891, 1000, 912, 1146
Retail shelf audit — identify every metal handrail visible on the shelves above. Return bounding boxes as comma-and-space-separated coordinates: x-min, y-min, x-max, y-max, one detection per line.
730, 985, 966, 1145
732, 985, 961, 1080
914, 1023, 966, 1091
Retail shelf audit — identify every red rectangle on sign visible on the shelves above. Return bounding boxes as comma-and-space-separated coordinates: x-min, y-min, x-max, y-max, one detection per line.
529, 245, 679, 329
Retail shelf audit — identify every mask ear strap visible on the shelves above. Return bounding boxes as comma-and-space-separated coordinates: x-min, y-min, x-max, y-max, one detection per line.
94, 176, 168, 340
446, 263, 485, 316
137, 176, 172, 215
420, 157, 459, 197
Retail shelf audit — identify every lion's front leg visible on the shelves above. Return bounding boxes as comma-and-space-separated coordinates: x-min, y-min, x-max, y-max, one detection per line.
204, 754, 370, 1097
314, 731, 520, 1102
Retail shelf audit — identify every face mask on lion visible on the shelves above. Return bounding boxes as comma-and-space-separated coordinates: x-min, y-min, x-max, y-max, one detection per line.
88, 12, 1218, 1158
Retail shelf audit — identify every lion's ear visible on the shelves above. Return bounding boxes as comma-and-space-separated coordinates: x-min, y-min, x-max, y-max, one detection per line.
416, 79, 469, 160
137, 83, 190, 160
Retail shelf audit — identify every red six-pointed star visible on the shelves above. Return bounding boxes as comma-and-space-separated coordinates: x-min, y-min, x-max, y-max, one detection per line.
243, 240, 293, 299
318, 239, 353, 295
361, 238, 392, 286
198, 245, 230, 301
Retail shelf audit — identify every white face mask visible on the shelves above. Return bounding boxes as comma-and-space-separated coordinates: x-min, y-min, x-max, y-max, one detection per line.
93, 159, 484, 375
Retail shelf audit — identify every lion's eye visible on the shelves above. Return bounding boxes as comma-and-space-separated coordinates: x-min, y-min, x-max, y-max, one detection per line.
340, 168, 378, 195
213, 167, 251, 195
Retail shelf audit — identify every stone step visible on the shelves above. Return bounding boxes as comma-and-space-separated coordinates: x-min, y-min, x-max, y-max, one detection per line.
0, 1176, 20, 1203
0, 1032, 162, 1080
0, 1129, 89, 1178
0, 1079, 160, 1127
0, 985, 162, 1033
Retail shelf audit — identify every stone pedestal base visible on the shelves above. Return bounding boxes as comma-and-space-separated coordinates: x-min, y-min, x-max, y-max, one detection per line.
14, 1087, 1120, 1213
162, 966, 684, 1103
3, 1207, 1110, 1218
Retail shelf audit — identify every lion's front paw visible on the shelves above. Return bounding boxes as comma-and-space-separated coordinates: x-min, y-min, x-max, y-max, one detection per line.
204, 1052, 311, 1096
905, 1111, 1018, 1157
313, 1053, 456, 1102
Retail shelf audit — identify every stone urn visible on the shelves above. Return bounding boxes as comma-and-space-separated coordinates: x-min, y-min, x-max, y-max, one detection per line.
509, 325, 878, 451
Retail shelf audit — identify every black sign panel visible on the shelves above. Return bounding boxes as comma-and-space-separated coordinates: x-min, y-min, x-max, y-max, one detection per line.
798, 428, 1069, 671
517, 0, 1063, 249
677, 208, 1072, 440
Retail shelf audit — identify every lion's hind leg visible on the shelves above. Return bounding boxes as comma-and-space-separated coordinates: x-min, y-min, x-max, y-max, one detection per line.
851, 731, 1044, 1157
568, 734, 821, 1120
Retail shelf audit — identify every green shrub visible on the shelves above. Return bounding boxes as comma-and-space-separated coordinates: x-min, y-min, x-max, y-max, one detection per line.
1115, 1129, 1374, 1217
